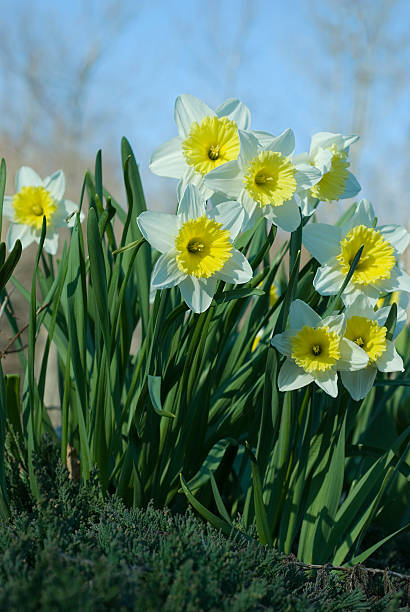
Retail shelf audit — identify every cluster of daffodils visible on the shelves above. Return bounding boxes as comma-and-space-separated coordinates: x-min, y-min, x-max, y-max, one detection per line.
4, 94, 408, 403
145, 94, 409, 400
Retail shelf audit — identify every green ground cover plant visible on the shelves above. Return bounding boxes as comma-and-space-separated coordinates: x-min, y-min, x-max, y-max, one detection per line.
1, 437, 408, 611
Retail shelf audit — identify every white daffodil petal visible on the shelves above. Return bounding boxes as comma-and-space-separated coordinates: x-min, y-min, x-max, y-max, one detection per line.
295, 164, 322, 189
204, 160, 243, 197
314, 263, 345, 295
215, 248, 253, 284
289, 299, 323, 329
43, 170, 66, 201
177, 166, 204, 202
16, 166, 42, 190
52, 199, 80, 228
380, 267, 410, 294
322, 313, 346, 335
265, 128, 295, 156
150, 137, 187, 178
302, 224, 341, 264
340, 172, 361, 199
174, 94, 215, 139
178, 184, 206, 221
151, 252, 186, 289
43, 232, 60, 255
342, 135, 360, 149
208, 200, 245, 240
271, 330, 294, 357
179, 275, 218, 313
267, 199, 301, 232
311, 147, 333, 173
338, 338, 369, 371
374, 305, 407, 339
249, 130, 275, 147
278, 358, 314, 391
293, 153, 310, 166
238, 129, 259, 167
344, 294, 375, 319
239, 191, 261, 231
314, 371, 338, 398
375, 341, 404, 372
299, 192, 317, 217
137, 211, 180, 253
216, 98, 251, 130
2, 196, 15, 220
7, 223, 34, 251
340, 368, 376, 401
378, 224, 410, 255
310, 132, 349, 156
342, 284, 380, 307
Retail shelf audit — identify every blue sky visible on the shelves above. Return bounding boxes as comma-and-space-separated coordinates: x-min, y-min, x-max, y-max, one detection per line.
2, 0, 410, 222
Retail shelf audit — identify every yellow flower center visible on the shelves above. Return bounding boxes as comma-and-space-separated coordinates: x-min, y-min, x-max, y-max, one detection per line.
291, 325, 341, 373
182, 116, 240, 175
12, 186, 57, 230
336, 225, 395, 286
243, 151, 297, 207
175, 215, 232, 278
345, 316, 387, 363
310, 146, 350, 201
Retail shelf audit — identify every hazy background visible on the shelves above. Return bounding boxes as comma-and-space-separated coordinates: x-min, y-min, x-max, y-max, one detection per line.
0, 0, 409, 221
1, 0, 409, 389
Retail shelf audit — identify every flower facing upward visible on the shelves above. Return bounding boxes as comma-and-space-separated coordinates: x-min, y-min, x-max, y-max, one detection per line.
149, 94, 251, 199
339, 295, 405, 400
174, 215, 232, 277
137, 185, 253, 313
243, 151, 297, 207
290, 325, 341, 374
336, 225, 395, 286
204, 129, 321, 232
182, 116, 240, 176
271, 300, 368, 397
3, 166, 83, 255
302, 199, 410, 306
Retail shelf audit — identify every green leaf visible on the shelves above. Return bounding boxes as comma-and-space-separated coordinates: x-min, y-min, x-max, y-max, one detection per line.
179, 474, 234, 537
213, 287, 265, 304
5, 375, 22, 436
347, 523, 409, 566
0, 240, 22, 292
147, 375, 175, 418
245, 442, 273, 546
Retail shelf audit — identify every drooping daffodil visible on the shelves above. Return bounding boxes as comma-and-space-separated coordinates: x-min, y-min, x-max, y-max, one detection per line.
149, 94, 251, 200
3, 166, 82, 255
271, 299, 369, 397
204, 129, 321, 232
303, 199, 410, 306
295, 132, 361, 215
340, 295, 406, 400
137, 185, 253, 313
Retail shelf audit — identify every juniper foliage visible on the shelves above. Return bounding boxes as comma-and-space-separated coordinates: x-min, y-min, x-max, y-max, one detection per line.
0, 437, 407, 612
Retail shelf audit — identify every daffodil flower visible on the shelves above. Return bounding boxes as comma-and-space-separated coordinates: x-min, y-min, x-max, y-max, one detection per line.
295, 132, 361, 215
137, 185, 252, 313
271, 299, 369, 397
303, 199, 410, 306
3, 166, 82, 255
149, 94, 251, 199
340, 295, 406, 400
204, 129, 321, 232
